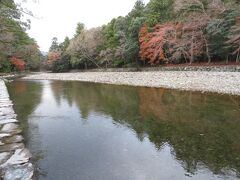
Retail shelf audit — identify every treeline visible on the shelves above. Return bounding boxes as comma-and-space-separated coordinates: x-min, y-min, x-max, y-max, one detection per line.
0, 0, 42, 73
47, 0, 240, 72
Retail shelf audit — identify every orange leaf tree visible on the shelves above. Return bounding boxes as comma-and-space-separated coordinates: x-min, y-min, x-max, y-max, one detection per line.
10, 57, 25, 71
139, 21, 207, 65
47, 51, 61, 64
139, 23, 177, 65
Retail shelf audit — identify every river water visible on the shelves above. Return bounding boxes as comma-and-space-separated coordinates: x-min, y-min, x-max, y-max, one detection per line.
6, 80, 240, 180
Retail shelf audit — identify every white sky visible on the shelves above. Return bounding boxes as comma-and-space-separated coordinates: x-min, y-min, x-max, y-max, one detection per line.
19, 0, 149, 52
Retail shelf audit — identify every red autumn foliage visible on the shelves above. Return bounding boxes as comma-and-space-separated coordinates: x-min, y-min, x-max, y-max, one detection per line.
139, 20, 207, 65
139, 24, 177, 65
10, 56, 25, 71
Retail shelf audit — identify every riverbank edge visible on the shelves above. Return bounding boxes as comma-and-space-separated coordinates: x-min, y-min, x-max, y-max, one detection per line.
0, 79, 33, 179
0, 73, 27, 81
23, 71, 240, 96
70, 64, 240, 73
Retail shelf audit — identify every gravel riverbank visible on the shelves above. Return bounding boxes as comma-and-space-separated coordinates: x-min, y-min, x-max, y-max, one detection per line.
24, 71, 240, 95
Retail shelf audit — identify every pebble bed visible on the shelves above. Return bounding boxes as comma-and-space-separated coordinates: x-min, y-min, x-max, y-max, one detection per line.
0, 80, 33, 180
24, 71, 240, 95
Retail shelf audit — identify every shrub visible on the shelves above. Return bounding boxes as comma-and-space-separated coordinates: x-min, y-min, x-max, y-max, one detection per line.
52, 54, 71, 73
0, 58, 11, 73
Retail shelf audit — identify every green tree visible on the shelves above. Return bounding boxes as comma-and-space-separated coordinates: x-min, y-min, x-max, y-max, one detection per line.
128, 0, 145, 19
0, 0, 41, 72
144, 0, 174, 26
205, 6, 239, 61
123, 17, 146, 65
74, 22, 85, 37
102, 19, 120, 49
59, 36, 70, 52
52, 54, 71, 72
49, 37, 59, 52
100, 0, 146, 67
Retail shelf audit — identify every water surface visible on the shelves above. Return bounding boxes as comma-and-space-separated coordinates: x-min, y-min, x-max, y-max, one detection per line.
7, 80, 240, 180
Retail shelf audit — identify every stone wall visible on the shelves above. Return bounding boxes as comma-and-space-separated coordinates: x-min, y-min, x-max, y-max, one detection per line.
0, 79, 33, 180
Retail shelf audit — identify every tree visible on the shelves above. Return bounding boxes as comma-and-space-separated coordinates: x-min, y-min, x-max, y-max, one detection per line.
59, 36, 70, 52
100, 17, 127, 67
0, 54, 11, 73
226, 15, 240, 62
102, 18, 120, 49
139, 24, 177, 64
49, 37, 59, 52
74, 22, 85, 37
0, 0, 29, 30
144, 0, 174, 26
99, 0, 146, 68
128, 0, 145, 19
52, 54, 71, 72
222, 6, 240, 63
47, 51, 61, 64
0, 0, 41, 72
67, 27, 104, 68
123, 17, 146, 65
10, 56, 25, 71
14, 38, 41, 70
48, 0, 240, 71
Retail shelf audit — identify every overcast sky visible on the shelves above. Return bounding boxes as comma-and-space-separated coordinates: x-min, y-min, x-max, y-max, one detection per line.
19, 0, 149, 52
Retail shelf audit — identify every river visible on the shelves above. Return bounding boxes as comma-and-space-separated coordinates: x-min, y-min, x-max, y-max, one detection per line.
6, 80, 240, 180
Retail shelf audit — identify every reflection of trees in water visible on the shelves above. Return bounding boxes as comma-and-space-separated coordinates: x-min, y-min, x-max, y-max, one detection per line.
49, 81, 64, 106
7, 80, 45, 179
139, 88, 240, 175
7, 80, 43, 132
50, 81, 140, 121
49, 81, 240, 176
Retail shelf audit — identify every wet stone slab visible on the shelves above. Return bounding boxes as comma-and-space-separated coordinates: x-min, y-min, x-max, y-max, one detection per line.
0, 113, 17, 121
0, 80, 33, 180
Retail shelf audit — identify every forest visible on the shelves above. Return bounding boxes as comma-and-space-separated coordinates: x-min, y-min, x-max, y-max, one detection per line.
1, 0, 240, 73
46, 0, 240, 72
0, 0, 42, 73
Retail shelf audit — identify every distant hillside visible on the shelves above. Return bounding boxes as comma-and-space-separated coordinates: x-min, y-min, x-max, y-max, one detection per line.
41, 51, 48, 56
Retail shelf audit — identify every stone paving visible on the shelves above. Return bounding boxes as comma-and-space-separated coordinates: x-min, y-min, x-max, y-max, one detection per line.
0, 79, 33, 180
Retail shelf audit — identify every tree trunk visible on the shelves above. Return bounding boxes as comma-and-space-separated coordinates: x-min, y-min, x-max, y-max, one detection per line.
236, 48, 240, 63
226, 56, 229, 64
203, 34, 211, 64
190, 34, 194, 64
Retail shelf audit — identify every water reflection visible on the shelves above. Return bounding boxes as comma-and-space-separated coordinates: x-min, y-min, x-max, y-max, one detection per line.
7, 80, 45, 178
7, 80, 240, 180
